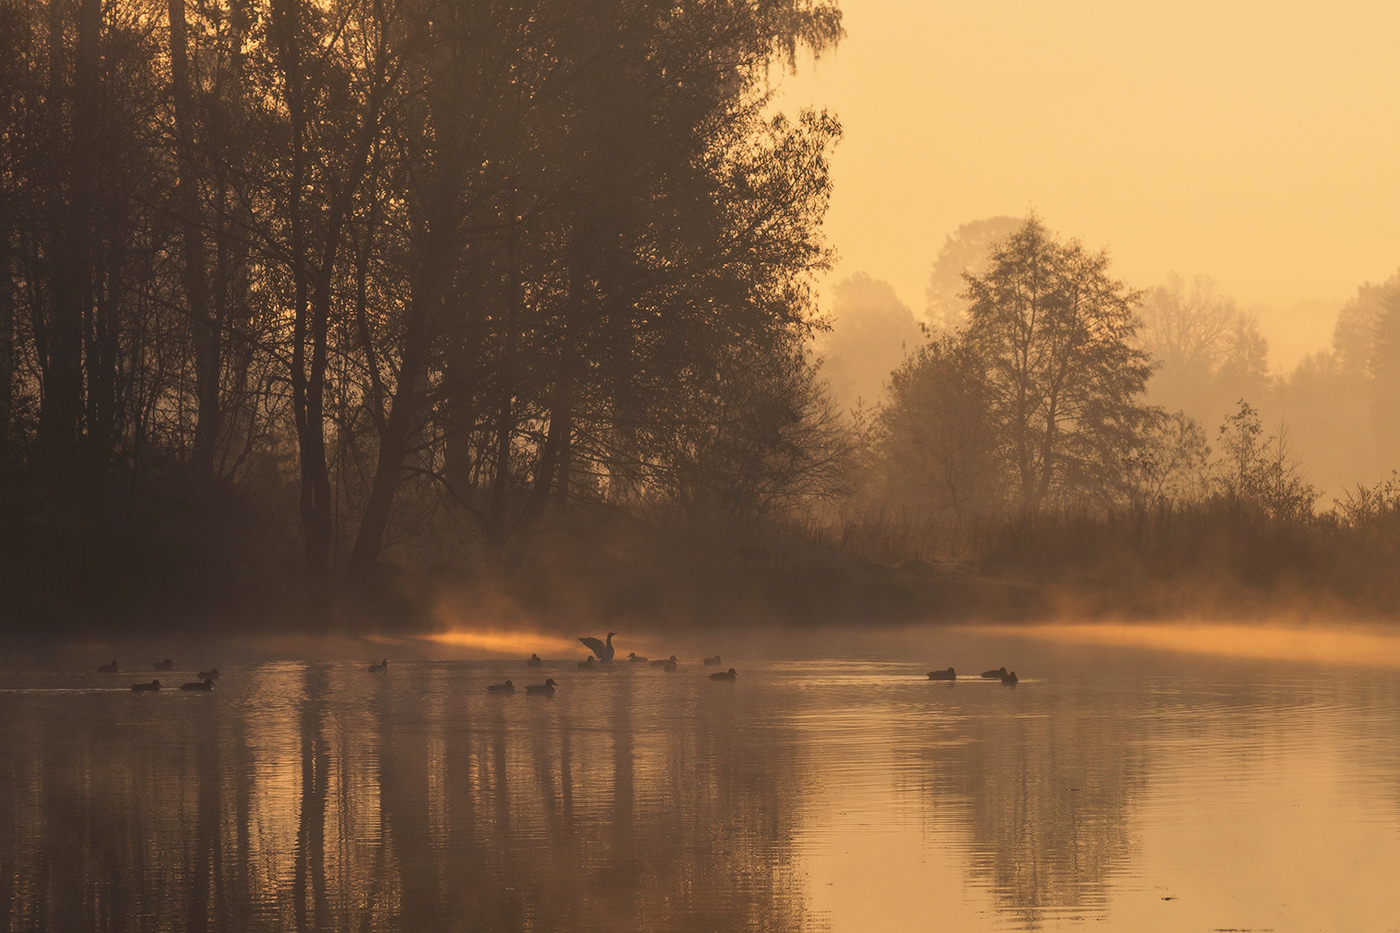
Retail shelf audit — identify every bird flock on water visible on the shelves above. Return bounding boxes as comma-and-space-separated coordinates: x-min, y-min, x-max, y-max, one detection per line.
91, 641, 1025, 696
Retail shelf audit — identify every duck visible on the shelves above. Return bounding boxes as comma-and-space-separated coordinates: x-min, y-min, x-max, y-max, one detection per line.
928, 667, 956, 681
97, 660, 119, 674
526, 678, 558, 696
154, 658, 174, 671
661, 656, 679, 673
180, 678, 215, 691
709, 668, 738, 682
368, 659, 388, 673
650, 654, 678, 668
1001, 671, 1018, 685
198, 668, 221, 681
487, 679, 515, 694
627, 652, 649, 664
703, 655, 722, 667
526, 654, 543, 668
981, 667, 1008, 679
578, 656, 599, 671
578, 632, 617, 662
131, 680, 161, 692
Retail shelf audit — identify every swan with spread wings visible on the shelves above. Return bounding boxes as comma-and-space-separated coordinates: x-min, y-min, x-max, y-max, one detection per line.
579, 632, 618, 663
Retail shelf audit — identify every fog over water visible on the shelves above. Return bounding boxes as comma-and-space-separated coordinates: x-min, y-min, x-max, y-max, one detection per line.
5, 626, 1399, 932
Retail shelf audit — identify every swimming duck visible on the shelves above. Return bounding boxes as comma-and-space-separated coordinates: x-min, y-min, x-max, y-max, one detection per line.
180, 678, 215, 691
703, 655, 722, 666
131, 680, 161, 692
526, 654, 543, 668
97, 660, 119, 674
981, 667, 1008, 679
650, 654, 678, 668
928, 667, 956, 681
627, 652, 649, 664
154, 658, 174, 671
198, 668, 221, 681
578, 656, 599, 671
709, 668, 738, 682
368, 659, 388, 673
578, 632, 617, 662
1001, 671, 1018, 685
487, 680, 515, 694
526, 678, 558, 696
661, 656, 679, 673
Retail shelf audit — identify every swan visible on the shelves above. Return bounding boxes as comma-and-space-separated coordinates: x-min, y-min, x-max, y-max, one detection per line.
928, 667, 956, 681
981, 667, 1008, 679
487, 680, 515, 694
709, 668, 737, 682
180, 678, 215, 691
526, 679, 558, 696
131, 680, 161, 692
578, 633, 617, 662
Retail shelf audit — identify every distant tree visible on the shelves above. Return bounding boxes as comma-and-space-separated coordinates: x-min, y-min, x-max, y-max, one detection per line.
1137, 273, 1269, 428
962, 217, 1156, 509
1212, 400, 1316, 521
1121, 410, 1210, 508
869, 334, 998, 520
816, 273, 923, 413
925, 216, 1022, 332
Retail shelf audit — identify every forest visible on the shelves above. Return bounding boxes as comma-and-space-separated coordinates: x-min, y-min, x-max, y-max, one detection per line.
1, 0, 1397, 635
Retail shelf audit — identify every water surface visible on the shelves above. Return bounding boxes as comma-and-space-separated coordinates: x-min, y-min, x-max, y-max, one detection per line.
3, 635, 1399, 931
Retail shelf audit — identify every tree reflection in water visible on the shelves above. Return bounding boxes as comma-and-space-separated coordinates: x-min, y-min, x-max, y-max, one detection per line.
0, 662, 818, 932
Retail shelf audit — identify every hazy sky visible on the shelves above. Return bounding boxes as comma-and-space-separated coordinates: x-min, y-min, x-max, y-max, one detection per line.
777, 0, 1400, 368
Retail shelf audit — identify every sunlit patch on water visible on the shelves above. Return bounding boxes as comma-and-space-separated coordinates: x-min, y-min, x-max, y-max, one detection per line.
973, 620, 1400, 668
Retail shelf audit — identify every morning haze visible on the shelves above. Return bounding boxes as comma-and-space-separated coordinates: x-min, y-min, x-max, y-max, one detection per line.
3, 0, 1400, 929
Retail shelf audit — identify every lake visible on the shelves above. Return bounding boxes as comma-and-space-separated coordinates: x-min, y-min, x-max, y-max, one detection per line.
3, 625, 1399, 931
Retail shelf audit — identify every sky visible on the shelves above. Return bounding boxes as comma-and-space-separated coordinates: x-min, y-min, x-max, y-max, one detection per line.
775, 0, 1400, 369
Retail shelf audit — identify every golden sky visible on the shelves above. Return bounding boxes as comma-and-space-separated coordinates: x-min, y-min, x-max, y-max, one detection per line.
777, 0, 1400, 367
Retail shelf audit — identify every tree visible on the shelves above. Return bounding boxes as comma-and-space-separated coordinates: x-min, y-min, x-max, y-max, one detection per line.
870, 334, 998, 521
962, 217, 1155, 510
815, 272, 922, 413
1212, 400, 1316, 522
924, 216, 1021, 333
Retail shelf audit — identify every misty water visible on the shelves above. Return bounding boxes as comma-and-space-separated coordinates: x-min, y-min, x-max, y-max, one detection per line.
4, 630, 1400, 932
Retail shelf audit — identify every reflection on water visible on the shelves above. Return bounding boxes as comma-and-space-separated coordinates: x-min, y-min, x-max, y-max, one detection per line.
2, 641, 1400, 932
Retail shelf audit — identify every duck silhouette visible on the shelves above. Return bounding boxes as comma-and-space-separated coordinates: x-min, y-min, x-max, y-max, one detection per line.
368, 659, 388, 673
1001, 671, 1018, 685
578, 656, 599, 670
97, 660, 118, 674
526, 654, 543, 668
709, 668, 738, 682
487, 679, 515, 694
981, 667, 1008, 679
579, 633, 617, 662
198, 668, 221, 681
154, 658, 174, 671
627, 652, 649, 664
526, 678, 558, 696
928, 667, 956, 681
131, 680, 161, 692
703, 655, 722, 666
661, 657, 679, 673
180, 678, 215, 692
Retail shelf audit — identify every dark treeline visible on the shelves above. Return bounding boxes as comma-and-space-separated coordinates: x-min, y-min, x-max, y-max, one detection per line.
0, 0, 851, 628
